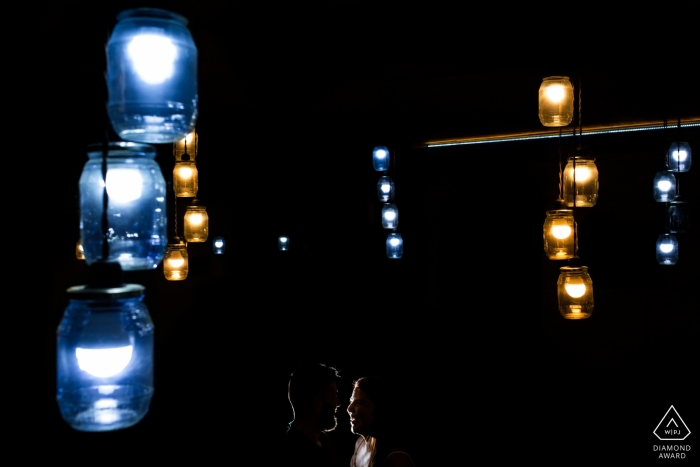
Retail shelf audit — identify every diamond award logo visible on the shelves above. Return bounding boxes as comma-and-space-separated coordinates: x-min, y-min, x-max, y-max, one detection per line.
654, 405, 691, 441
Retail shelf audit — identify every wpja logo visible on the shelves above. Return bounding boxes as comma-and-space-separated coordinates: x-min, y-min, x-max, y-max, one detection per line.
653, 405, 691, 459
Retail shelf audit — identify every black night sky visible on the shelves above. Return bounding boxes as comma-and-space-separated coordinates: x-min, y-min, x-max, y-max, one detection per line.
26, 1, 699, 463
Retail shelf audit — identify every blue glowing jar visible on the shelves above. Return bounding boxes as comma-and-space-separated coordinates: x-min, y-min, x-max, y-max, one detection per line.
107, 8, 198, 143
278, 236, 289, 251
79, 142, 167, 271
212, 237, 225, 254
386, 233, 403, 259
373, 146, 390, 172
656, 233, 679, 265
57, 284, 154, 432
377, 176, 395, 203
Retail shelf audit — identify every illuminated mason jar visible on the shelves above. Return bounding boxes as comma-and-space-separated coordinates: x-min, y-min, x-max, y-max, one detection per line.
386, 233, 403, 259
557, 266, 593, 319
173, 161, 198, 197
212, 236, 225, 254
107, 8, 198, 143
381, 204, 399, 229
563, 157, 598, 207
538, 76, 574, 127
543, 210, 578, 260
76, 240, 85, 260
668, 198, 689, 233
174, 130, 198, 162
183, 203, 208, 242
373, 146, 390, 172
79, 142, 167, 271
278, 236, 289, 251
377, 176, 395, 203
667, 142, 692, 172
57, 283, 154, 432
653, 171, 676, 202
163, 240, 188, 280
656, 233, 679, 265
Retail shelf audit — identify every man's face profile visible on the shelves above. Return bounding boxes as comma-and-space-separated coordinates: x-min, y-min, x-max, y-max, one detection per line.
318, 380, 340, 432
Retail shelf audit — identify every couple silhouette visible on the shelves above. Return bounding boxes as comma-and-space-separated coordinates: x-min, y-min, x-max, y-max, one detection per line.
278, 363, 415, 467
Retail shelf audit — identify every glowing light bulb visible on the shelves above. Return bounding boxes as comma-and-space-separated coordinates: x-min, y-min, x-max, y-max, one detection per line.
672, 150, 688, 162
390, 238, 400, 246
551, 221, 572, 240
381, 183, 391, 193
384, 211, 396, 221
178, 167, 193, 179
375, 149, 386, 158
104, 168, 143, 202
657, 180, 672, 192
280, 237, 288, 243
188, 213, 203, 226
167, 251, 185, 268
545, 84, 566, 103
214, 239, 224, 248
127, 34, 177, 84
572, 167, 591, 182
565, 282, 586, 298
76, 345, 134, 378
659, 243, 674, 253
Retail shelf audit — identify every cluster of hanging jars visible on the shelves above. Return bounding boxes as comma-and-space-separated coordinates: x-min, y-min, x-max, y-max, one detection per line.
653, 139, 692, 265
61, 7, 200, 432
373, 146, 403, 259
540, 76, 596, 320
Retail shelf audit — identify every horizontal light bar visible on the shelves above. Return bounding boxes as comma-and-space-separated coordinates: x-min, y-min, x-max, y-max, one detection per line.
423, 120, 700, 148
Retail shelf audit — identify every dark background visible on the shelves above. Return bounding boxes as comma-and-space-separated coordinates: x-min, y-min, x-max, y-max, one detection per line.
24, 1, 700, 463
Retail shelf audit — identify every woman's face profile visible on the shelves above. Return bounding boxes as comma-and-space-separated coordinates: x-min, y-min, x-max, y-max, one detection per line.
347, 386, 374, 437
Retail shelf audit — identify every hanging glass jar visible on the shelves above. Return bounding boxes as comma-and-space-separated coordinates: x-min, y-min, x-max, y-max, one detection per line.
278, 236, 289, 251
668, 197, 689, 233
372, 146, 390, 172
381, 204, 399, 229
538, 76, 574, 127
57, 280, 154, 432
377, 176, 395, 203
563, 157, 598, 207
76, 239, 85, 260
653, 171, 677, 202
212, 237, 225, 254
107, 8, 198, 143
543, 210, 578, 260
79, 142, 167, 271
173, 161, 198, 197
386, 233, 403, 259
174, 130, 198, 162
163, 240, 188, 280
667, 142, 692, 172
183, 201, 208, 242
656, 233, 679, 265
557, 266, 594, 319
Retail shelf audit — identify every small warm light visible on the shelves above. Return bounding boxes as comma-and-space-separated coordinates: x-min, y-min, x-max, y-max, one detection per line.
551, 222, 572, 240
105, 168, 143, 203
557, 266, 593, 319
76, 345, 134, 378
173, 161, 198, 197
164, 243, 188, 280
539, 76, 574, 127
376, 149, 387, 158
572, 167, 591, 182
127, 34, 177, 85
565, 282, 586, 298
544, 84, 566, 103
183, 203, 208, 242
76, 240, 85, 260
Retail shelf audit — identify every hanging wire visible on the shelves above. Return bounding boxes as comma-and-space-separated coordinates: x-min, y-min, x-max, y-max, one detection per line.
558, 127, 563, 199
101, 134, 110, 261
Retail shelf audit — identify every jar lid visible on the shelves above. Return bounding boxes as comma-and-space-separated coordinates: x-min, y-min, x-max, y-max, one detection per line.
117, 8, 188, 26
87, 141, 156, 159
67, 283, 145, 300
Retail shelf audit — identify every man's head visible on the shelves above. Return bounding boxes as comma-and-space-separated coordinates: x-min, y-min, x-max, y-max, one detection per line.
288, 363, 341, 431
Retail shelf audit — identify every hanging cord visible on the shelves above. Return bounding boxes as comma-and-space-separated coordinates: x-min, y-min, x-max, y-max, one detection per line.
675, 114, 681, 196
558, 127, 563, 199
